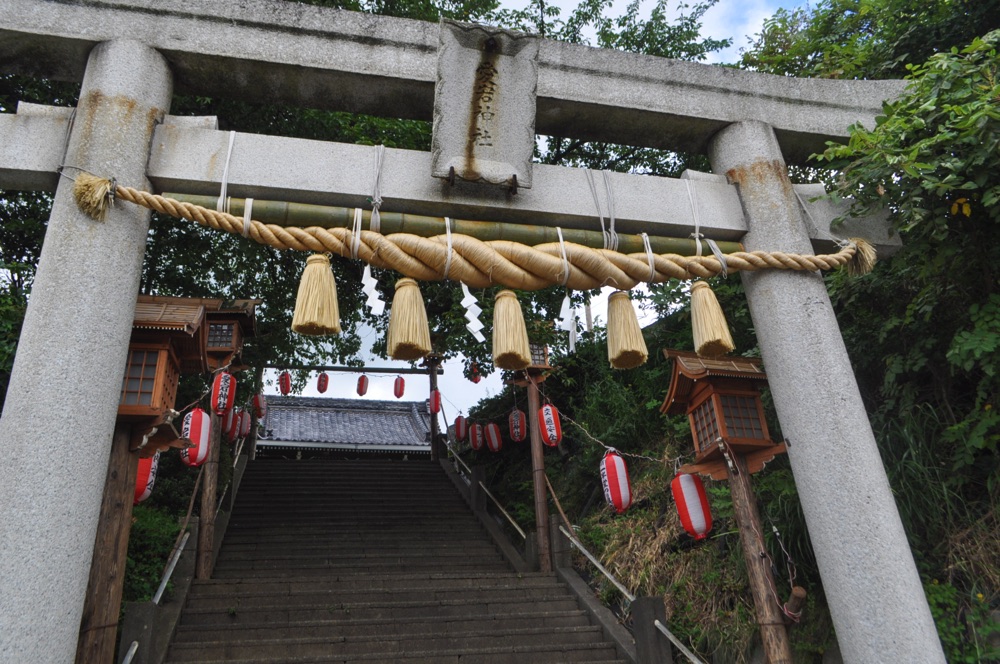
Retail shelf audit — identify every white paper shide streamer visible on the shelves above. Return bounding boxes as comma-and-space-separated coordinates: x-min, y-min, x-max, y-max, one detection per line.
461, 283, 486, 343
361, 265, 385, 315
558, 293, 577, 353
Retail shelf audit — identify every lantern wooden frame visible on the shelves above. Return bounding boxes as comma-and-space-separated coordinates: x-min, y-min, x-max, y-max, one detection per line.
118, 342, 180, 421
661, 349, 786, 478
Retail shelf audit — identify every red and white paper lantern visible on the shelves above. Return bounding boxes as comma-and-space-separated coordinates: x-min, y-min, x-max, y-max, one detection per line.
671, 473, 713, 540
470, 363, 481, 384
134, 452, 160, 505
239, 409, 252, 438
485, 423, 503, 452
211, 372, 236, 415
454, 415, 468, 442
225, 408, 242, 442
180, 407, 211, 467
394, 376, 405, 399
599, 450, 632, 514
470, 423, 484, 451
317, 372, 329, 394
538, 404, 562, 447
278, 370, 292, 396
508, 409, 527, 442
357, 375, 369, 396
222, 408, 237, 442
429, 389, 441, 414
252, 393, 267, 420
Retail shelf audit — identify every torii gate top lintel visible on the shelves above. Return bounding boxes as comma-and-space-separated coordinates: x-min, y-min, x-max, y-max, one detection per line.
1, 0, 905, 163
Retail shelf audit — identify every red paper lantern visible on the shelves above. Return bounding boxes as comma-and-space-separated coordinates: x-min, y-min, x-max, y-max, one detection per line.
600, 450, 632, 514
508, 409, 527, 442
671, 473, 713, 540
357, 375, 369, 396
485, 423, 503, 452
454, 415, 468, 442
134, 452, 160, 505
538, 403, 562, 447
394, 376, 405, 399
239, 409, 251, 438
317, 372, 329, 394
225, 407, 242, 442
211, 372, 236, 415
278, 370, 291, 396
470, 423, 484, 451
222, 408, 237, 442
429, 389, 441, 414
180, 408, 211, 467
252, 393, 267, 420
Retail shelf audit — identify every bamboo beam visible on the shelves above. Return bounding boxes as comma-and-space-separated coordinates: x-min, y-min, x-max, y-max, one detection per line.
164, 193, 743, 256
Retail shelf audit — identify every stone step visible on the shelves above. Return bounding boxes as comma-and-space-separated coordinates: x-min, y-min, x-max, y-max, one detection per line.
189, 572, 559, 596
185, 583, 569, 611
214, 547, 503, 567
165, 639, 624, 663
179, 595, 582, 625
211, 557, 510, 577
166, 625, 606, 661
172, 609, 592, 643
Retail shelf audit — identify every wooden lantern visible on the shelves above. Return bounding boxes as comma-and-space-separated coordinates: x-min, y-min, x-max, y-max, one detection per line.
528, 342, 550, 371
661, 349, 786, 479
119, 342, 181, 421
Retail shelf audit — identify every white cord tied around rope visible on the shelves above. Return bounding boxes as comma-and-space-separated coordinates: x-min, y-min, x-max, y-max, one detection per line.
370, 144, 385, 234
556, 227, 570, 286
585, 169, 620, 252
641, 232, 656, 282
556, 227, 576, 352
351, 207, 363, 260
443, 217, 454, 281
216, 131, 236, 213
242, 198, 254, 238
461, 283, 486, 343
684, 178, 703, 259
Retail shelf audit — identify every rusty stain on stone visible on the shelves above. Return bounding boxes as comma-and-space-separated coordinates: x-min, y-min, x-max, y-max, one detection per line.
465, 34, 501, 182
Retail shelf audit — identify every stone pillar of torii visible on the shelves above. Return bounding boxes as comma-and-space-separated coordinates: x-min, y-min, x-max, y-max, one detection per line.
0, 2, 943, 662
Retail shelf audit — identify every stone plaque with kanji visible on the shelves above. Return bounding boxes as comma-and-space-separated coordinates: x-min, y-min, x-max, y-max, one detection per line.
432, 20, 538, 189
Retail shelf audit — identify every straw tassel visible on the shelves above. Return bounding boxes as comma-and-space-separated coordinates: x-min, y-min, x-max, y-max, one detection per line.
292, 253, 341, 335
607, 290, 648, 369
690, 280, 734, 357
73, 172, 115, 221
492, 290, 531, 370
387, 278, 432, 360
846, 237, 876, 277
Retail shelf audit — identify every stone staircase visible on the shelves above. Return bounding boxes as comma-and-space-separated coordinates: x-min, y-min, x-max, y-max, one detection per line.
164, 457, 630, 663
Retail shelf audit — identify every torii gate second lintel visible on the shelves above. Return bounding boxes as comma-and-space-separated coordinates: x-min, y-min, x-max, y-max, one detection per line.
0, 3, 941, 663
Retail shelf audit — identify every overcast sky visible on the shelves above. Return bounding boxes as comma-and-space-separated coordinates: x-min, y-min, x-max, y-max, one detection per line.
264, 0, 804, 425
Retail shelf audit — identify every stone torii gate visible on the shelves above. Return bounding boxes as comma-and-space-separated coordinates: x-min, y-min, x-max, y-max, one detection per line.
0, 1, 943, 662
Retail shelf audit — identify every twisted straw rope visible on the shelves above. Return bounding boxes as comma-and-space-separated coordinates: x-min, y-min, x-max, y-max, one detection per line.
116, 185, 858, 291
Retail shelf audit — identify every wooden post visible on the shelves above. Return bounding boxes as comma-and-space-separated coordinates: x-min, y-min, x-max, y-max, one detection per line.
728, 451, 794, 664
424, 355, 441, 460
525, 372, 552, 573
196, 411, 222, 579
75, 422, 139, 664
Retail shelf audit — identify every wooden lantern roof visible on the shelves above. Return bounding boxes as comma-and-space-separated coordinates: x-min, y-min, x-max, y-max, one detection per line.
660, 349, 768, 415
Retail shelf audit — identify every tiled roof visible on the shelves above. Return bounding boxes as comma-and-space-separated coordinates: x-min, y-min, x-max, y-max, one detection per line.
258, 396, 432, 454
